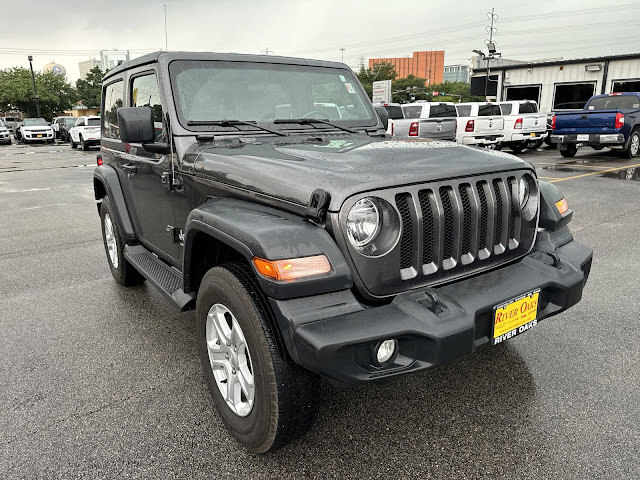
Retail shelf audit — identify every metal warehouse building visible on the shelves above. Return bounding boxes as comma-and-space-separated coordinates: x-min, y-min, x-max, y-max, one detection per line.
471, 52, 640, 114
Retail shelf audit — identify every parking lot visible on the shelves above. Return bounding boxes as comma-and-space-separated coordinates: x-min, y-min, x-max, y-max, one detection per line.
1, 139, 639, 479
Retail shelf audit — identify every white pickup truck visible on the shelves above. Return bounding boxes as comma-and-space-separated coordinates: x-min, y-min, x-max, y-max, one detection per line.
498, 100, 547, 152
455, 102, 504, 147
387, 102, 457, 140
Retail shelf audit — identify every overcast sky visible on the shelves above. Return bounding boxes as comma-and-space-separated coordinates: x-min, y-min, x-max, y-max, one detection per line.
1, 0, 638, 82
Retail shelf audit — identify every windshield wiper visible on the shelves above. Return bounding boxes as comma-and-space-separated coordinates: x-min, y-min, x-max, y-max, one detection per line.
273, 118, 357, 133
186, 119, 288, 137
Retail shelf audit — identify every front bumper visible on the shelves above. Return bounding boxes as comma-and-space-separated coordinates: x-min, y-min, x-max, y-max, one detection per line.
550, 133, 625, 145
270, 239, 592, 387
24, 133, 54, 141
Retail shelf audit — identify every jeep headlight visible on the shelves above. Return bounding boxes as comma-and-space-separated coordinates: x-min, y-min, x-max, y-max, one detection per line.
518, 177, 530, 209
519, 174, 539, 221
347, 198, 380, 247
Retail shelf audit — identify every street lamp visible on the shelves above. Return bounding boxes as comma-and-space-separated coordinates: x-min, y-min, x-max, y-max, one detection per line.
27, 55, 41, 118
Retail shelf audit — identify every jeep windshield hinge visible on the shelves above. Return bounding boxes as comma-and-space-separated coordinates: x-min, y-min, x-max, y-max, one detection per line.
306, 188, 331, 223
166, 226, 184, 245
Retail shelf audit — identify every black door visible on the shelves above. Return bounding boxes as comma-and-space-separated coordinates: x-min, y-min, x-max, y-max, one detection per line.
102, 72, 180, 261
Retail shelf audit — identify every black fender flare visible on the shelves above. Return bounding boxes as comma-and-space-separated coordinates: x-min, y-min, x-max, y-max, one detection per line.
538, 180, 573, 231
183, 197, 353, 300
93, 165, 136, 241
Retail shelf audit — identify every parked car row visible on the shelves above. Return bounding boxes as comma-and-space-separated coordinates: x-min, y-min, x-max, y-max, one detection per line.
0, 115, 101, 150
379, 100, 548, 152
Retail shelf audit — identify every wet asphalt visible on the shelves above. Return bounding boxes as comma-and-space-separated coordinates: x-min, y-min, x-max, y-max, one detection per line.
0, 139, 639, 479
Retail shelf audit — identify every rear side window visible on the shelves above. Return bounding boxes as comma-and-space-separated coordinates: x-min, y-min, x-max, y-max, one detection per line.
131, 73, 165, 141
402, 106, 422, 119
103, 80, 124, 139
456, 105, 472, 117
587, 95, 640, 110
478, 105, 501, 116
87, 118, 100, 126
500, 104, 512, 115
518, 103, 538, 114
429, 104, 457, 118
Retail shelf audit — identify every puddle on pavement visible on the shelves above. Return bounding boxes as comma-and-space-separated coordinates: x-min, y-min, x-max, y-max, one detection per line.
600, 168, 640, 182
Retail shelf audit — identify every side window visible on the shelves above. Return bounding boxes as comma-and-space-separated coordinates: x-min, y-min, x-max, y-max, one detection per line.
131, 73, 165, 141
103, 80, 124, 139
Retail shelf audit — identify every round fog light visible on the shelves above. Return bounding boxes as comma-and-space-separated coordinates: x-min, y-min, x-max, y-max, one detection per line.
376, 339, 397, 364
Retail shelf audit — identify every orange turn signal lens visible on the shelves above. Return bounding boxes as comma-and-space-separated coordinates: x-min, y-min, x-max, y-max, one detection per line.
253, 255, 331, 282
555, 198, 569, 215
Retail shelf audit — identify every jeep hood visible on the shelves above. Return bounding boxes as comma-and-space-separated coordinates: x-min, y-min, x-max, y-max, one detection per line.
185, 136, 531, 212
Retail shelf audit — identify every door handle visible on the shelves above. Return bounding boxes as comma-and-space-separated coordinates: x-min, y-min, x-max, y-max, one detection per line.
122, 163, 137, 174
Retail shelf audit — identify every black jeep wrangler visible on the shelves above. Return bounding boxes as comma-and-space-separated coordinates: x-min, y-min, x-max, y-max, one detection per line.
93, 52, 592, 453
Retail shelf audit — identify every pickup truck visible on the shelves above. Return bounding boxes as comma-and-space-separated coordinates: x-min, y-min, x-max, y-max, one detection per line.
373, 102, 404, 135
94, 51, 592, 453
550, 92, 640, 158
386, 102, 456, 141
498, 100, 547, 153
455, 102, 505, 147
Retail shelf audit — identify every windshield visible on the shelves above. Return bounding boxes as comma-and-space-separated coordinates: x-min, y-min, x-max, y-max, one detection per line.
0, 120, 5, 128
402, 105, 422, 119
518, 103, 538, 114
24, 118, 48, 127
587, 95, 640, 110
478, 105, 502, 116
430, 104, 457, 118
169, 60, 376, 130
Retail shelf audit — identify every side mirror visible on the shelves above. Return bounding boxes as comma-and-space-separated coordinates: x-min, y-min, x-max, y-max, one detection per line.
117, 107, 155, 143
374, 106, 389, 131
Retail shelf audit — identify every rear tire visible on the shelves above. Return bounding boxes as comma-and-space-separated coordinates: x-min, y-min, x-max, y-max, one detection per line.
527, 138, 544, 150
509, 142, 526, 153
624, 130, 640, 159
70, 136, 77, 149
560, 145, 577, 158
100, 196, 144, 286
196, 263, 320, 453
80, 135, 88, 151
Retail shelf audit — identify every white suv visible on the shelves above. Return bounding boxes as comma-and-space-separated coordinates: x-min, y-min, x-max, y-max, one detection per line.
69, 116, 101, 150
19, 118, 55, 144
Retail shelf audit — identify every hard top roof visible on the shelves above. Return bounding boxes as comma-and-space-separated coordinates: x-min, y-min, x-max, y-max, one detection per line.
103, 51, 350, 81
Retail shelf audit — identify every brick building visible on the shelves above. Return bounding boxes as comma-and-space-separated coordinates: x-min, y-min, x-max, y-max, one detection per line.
368, 50, 445, 85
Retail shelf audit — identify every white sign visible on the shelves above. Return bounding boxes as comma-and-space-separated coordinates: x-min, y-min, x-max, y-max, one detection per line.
372, 80, 392, 103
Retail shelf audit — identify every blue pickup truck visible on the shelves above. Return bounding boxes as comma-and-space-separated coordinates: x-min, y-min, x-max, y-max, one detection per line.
550, 92, 640, 158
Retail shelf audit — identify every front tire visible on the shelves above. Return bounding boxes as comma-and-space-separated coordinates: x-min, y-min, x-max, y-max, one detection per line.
100, 196, 144, 286
70, 136, 77, 149
625, 130, 640, 159
196, 263, 320, 453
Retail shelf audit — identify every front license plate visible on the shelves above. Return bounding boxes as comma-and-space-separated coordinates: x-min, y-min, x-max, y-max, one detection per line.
492, 290, 540, 345
577, 134, 589, 141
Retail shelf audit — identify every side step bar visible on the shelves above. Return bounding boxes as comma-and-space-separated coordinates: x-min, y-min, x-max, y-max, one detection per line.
124, 244, 196, 311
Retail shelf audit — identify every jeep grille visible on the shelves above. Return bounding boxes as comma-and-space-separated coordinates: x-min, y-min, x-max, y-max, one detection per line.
338, 171, 538, 298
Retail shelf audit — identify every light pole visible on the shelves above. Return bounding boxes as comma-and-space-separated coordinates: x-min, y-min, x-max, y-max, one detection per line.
340, 48, 345, 62
27, 55, 40, 118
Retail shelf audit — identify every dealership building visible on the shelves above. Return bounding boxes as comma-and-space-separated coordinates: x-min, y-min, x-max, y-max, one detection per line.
471, 52, 640, 113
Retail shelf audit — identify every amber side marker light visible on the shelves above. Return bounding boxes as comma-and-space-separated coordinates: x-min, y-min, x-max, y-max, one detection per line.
253, 255, 331, 282
555, 198, 569, 215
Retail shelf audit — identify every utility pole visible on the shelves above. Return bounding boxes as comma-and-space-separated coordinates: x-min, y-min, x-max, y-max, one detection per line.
27, 56, 40, 118
163, 4, 168, 51
261, 48, 273, 55
359, 57, 365, 70
484, 8, 498, 97
340, 48, 345, 62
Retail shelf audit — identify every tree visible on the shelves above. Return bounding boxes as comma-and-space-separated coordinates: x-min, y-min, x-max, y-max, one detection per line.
426, 81, 485, 103
392, 75, 430, 103
356, 62, 398, 99
75, 66, 103, 109
0, 67, 77, 119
